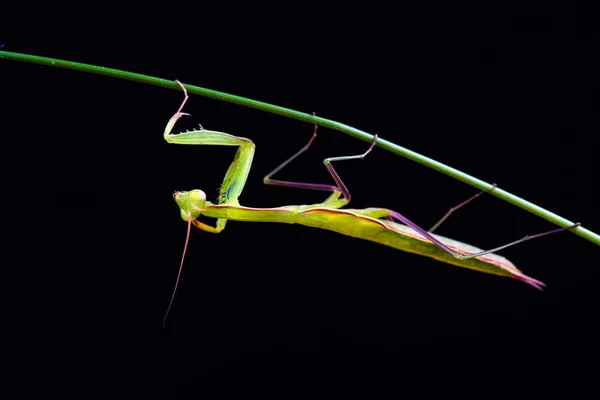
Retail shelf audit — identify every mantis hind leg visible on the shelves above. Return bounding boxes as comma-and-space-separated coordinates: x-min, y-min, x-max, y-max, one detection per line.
362, 183, 499, 231
385, 207, 581, 261
428, 184, 497, 233
348, 205, 580, 263
263, 113, 378, 209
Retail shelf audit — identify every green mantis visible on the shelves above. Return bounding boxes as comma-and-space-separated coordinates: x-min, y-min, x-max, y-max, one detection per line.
163, 81, 579, 323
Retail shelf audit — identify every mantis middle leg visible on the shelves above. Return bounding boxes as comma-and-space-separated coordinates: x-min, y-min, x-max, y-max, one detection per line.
263, 114, 378, 210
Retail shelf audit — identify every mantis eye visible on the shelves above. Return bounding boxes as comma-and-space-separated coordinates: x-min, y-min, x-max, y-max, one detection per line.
182, 189, 206, 221
189, 189, 207, 208
175, 189, 206, 222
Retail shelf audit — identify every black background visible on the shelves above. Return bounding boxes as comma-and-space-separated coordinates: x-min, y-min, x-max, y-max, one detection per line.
3, 3, 598, 398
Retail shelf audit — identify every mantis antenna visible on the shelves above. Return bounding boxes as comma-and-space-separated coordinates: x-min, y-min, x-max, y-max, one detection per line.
163, 211, 192, 327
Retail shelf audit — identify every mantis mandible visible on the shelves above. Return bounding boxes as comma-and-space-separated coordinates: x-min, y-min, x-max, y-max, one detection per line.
162, 80, 579, 323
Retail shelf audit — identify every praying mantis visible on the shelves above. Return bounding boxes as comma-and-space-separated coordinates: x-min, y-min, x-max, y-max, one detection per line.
162, 80, 579, 322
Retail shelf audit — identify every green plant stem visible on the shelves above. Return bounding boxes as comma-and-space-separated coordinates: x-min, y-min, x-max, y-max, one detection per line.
2, 50, 597, 246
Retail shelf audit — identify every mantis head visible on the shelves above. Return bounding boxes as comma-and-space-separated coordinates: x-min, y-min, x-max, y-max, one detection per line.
173, 189, 207, 221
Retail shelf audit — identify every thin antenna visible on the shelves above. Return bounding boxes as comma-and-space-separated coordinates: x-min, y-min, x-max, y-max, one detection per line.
163, 214, 192, 327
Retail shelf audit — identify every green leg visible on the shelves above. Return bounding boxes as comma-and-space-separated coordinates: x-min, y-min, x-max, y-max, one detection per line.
165, 80, 258, 232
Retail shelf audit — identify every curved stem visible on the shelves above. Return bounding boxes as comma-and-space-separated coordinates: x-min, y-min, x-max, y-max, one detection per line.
1, 50, 597, 246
